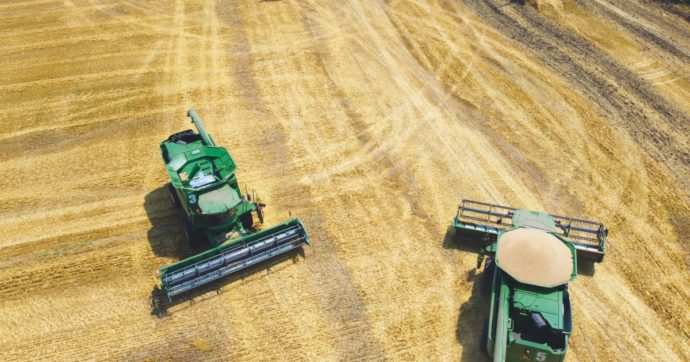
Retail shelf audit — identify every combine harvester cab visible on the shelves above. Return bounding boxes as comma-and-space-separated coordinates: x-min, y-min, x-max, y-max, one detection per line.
156, 109, 309, 303
451, 199, 607, 362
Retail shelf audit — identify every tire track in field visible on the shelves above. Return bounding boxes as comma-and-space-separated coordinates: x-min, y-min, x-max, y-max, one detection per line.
462, 0, 690, 197
651, 0, 690, 23
236, 1, 387, 357
382, 1, 689, 359
463, 0, 690, 344
582, 0, 690, 65
294, 6, 446, 357
382, 0, 581, 208
2, 0, 689, 360
0, 246, 136, 302
291, 2, 538, 357
612, 0, 690, 55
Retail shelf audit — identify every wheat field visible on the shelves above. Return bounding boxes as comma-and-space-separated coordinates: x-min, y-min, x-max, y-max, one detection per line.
1, 0, 689, 360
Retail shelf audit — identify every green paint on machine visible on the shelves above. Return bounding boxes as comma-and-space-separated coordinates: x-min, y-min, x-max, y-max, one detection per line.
451, 199, 607, 362
154, 109, 309, 304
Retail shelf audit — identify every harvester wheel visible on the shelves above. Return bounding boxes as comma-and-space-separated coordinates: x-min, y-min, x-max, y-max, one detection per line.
167, 183, 181, 209
240, 212, 254, 231
484, 258, 495, 274
183, 219, 206, 247
480, 319, 489, 354
481, 258, 495, 294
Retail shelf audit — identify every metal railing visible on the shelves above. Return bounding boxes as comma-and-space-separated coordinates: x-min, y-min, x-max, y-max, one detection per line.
456, 199, 606, 262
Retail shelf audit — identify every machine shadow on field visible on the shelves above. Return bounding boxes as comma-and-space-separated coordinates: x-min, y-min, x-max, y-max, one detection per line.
444, 225, 490, 360
144, 185, 200, 260
457, 268, 492, 362
442, 226, 460, 250
576, 259, 596, 277
145, 185, 305, 317
442, 225, 485, 256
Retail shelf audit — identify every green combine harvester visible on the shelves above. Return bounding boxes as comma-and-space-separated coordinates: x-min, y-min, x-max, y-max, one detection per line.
451, 199, 607, 362
156, 109, 309, 302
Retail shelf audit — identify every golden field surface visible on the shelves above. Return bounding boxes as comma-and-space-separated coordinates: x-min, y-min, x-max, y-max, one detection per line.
1, 0, 689, 360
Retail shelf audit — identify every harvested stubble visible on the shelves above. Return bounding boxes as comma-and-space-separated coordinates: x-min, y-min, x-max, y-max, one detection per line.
0, 0, 689, 361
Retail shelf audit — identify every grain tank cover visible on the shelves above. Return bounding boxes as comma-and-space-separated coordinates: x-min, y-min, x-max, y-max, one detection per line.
198, 184, 242, 214
496, 228, 576, 288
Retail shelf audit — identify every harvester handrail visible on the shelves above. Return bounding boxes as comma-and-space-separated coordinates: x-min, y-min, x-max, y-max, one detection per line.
551, 214, 607, 250
460, 199, 517, 210
457, 214, 509, 227
461, 206, 514, 219
552, 214, 604, 227
566, 233, 600, 243
557, 224, 601, 236
456, 199, 607, 255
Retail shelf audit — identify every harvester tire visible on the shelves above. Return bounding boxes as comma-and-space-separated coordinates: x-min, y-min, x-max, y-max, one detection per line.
481, 258, 495, 294
184, 219, 206, 247
167, 183, 181, 209
240, 212, 254, 231
480, 319, 489, 354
